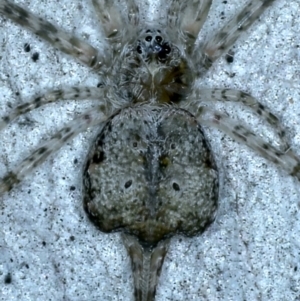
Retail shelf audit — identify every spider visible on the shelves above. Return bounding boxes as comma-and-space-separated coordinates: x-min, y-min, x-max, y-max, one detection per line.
0, 0, 299, 300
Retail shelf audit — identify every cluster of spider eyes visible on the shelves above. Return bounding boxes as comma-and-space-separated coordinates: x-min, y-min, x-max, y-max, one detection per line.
136, 34, 172, 62
145, 35, 162, 43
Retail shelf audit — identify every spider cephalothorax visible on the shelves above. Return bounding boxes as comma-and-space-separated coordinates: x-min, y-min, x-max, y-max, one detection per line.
116, 28, 195, 104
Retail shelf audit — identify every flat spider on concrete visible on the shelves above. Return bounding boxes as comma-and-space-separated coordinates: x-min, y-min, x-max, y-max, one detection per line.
0, 0, 299, 300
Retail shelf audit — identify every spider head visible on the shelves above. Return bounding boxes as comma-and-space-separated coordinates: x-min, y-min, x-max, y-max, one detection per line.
132, 29, 194, 104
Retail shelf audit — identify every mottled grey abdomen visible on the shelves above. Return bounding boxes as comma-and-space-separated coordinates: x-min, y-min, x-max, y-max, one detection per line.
83, 104, 219, 246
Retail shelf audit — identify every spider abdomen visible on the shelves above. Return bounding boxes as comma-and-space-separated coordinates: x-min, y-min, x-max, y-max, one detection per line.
83, 104, 219, 246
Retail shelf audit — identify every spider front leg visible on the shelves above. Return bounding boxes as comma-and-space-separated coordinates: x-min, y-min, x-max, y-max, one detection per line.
126, 0, 139, 25
0, 107, 108, 194
92, 0, 123, 39
92, 0, 139, 39
190, 103, 300, 181
167, 0, 212, 52
0, 86, 110, 132
190, 88, 290, 151
0, 0, 103, 69
198, 0, 276, 69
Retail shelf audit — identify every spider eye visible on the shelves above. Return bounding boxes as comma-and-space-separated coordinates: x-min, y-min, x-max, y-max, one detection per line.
155, 36, 162, 43
164, 44, 171, 54
158, 43, 171, 61
145, 36, 152, 42
137, 45, 142, 54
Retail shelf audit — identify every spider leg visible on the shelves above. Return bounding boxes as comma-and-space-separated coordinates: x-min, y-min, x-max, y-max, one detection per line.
0, 107, 108, 194
192, 104, 300, 181
92, 0, 123, 39
126, 0, 139, 25
167, 0, 212, 52
189, 88, 290, 151
0, 0, 103, 69
198, 0, 276, 69
0, 87, 111, 132
92, 0, 139, 39
122, 233, 170, 301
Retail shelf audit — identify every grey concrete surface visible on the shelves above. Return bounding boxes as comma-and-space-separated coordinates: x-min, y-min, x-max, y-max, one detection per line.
0, 0, 299, 300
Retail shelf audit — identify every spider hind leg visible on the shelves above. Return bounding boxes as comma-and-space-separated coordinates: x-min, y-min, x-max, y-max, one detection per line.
0, 107, 108, 194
